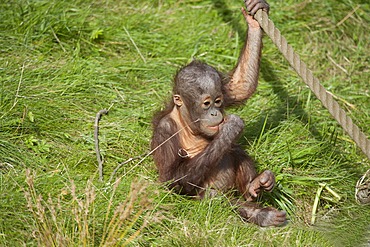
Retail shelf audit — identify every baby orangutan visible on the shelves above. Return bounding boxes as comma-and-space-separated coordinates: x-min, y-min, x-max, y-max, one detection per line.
151, 0, 286, 227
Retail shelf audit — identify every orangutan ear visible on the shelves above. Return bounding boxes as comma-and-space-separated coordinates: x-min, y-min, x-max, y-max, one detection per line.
173, 94, 183, 107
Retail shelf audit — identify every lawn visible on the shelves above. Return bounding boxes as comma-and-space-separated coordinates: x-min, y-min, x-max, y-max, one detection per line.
0, 0, 369, 246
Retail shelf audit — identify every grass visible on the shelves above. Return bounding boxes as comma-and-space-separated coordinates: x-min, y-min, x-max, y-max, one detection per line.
0, 0, 369, 246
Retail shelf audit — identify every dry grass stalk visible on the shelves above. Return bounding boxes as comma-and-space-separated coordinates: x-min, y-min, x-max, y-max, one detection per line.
23, 169, 158, 246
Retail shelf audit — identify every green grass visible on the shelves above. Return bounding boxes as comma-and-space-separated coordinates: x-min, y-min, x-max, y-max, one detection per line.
1, 0, 369, 246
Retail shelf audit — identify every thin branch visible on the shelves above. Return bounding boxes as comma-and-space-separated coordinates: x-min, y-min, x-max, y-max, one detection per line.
51, 27, 66, 53
112, 119, 201, 186
326, 53, 348, 75
94, 109, 109, 182
123, 27, 147, 64
108, 155, 142, 184
12, 62, 25, 109
336, 5, 360, 26
1, 62, 26, 120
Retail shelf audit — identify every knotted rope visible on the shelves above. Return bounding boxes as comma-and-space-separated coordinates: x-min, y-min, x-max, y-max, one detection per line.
254, 10, 370, 204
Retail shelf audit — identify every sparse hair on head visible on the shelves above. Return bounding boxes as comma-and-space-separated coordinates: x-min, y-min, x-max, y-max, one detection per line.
173, 60, 223, 96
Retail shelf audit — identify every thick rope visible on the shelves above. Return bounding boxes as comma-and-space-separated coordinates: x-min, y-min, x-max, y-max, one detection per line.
255, 10, 370, 160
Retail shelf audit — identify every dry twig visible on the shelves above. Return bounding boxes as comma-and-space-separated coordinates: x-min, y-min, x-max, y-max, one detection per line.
94, 109, 109, 182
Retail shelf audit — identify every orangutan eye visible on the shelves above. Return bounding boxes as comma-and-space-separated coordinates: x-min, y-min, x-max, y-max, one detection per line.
203, 100, 211, 109
214, 98, 223, 107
